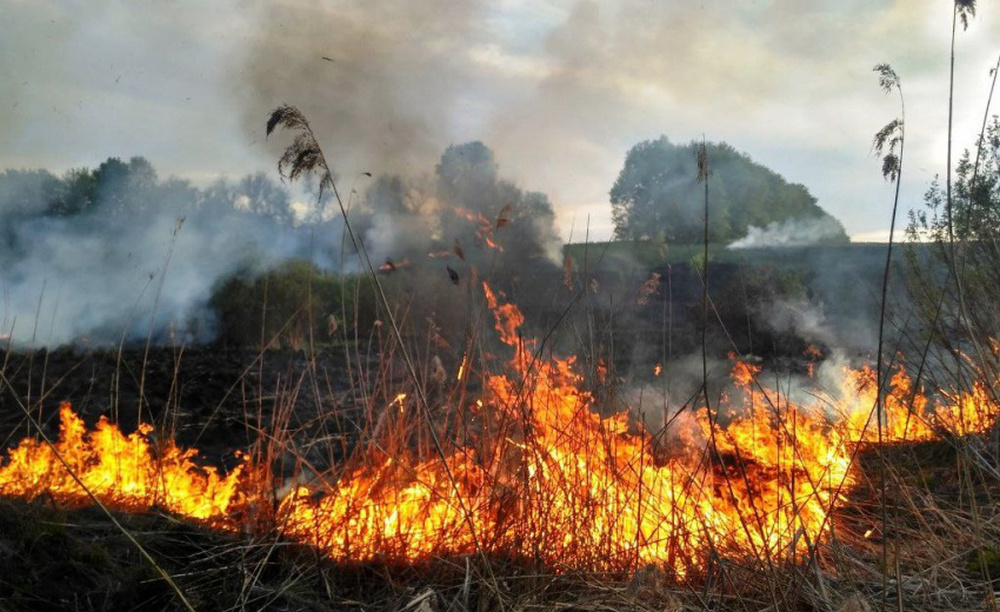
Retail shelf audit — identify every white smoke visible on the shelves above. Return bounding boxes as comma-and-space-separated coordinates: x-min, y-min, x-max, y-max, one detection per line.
1, 184, 343, 348
728, 216, 847, 249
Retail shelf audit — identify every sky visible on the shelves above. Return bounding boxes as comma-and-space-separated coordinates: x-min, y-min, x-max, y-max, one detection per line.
2, 0, 999, 243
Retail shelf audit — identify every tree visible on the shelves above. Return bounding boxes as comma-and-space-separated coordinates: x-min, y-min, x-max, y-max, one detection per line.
436, 141, 499, 208
610, 137, 847, 244
907, 115, 1000, 392
0, 169, 62, 255
236, 172, 294, 225
0, 169, 60, 217
92, 156, 159, 216
51, 167, 97, 216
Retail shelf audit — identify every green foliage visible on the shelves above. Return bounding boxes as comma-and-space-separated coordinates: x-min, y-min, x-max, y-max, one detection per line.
0, 156, 296, 224
967, 547, 1000, 578
209, 260, 377, 350
610, 136, 848, 244
907, 115, 1000, 381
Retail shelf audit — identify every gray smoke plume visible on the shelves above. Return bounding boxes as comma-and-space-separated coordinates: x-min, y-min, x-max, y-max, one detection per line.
239, 0, 491, 181
728, 216, 848, 249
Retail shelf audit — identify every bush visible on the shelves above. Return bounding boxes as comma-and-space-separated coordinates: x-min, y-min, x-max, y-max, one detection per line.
209, 260, 378, 350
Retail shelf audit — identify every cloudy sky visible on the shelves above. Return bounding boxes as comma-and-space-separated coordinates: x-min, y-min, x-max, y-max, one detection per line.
2, 0, 999, 242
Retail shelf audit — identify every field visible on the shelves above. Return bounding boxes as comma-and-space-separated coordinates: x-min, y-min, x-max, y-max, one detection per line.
2, 262, 1000, 611
2, 38, 999, 611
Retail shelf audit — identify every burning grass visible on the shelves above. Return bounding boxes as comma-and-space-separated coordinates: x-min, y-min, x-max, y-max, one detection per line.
2, 286, 1000, 611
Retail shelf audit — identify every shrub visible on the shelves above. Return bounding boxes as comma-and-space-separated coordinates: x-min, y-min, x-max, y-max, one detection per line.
209, 260, 377, 350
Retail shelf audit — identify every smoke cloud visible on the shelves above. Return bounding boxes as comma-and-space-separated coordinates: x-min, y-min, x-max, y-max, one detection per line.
728, 216, 849, 249
0, 165, 342, 347
0, 139, 564, 350
238, 0, 492, 180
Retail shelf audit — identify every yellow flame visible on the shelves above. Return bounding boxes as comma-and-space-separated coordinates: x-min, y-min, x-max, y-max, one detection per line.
0, 403, 246, 523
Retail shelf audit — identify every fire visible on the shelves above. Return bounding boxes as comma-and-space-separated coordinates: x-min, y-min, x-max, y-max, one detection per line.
379, 258, 409, 273
454, 207, 503, 251
0, 403, 246, 523
1, 288, 998, 576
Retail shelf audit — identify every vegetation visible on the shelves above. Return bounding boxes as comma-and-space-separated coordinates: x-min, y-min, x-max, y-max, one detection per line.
209, 259, 378, 350
0, 158, 295, 226
907, 113, 1000, 390
610, 137, 848, 244
3, 8, 1000, 610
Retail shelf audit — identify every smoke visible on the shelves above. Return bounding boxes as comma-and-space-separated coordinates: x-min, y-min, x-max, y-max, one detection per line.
728, 216, 848, 249
0, 133, 565, 350
336, 142, 565, 352
756, 298, 837, 349
238, 0, 491, 180
0, 166, 343, 348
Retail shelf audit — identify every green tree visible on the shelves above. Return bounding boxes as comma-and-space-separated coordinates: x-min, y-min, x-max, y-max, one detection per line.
610, 137, 847, 244
907, 115, 1000, 390
237, 172, 294, 225
51, 167, 97, 216
92, 156, 159, 215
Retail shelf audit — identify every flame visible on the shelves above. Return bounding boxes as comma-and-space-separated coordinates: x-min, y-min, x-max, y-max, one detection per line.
379, 258, 410, 273
0, 403, 247, 523
1, 290, 998, 576
454, 207, 503, 251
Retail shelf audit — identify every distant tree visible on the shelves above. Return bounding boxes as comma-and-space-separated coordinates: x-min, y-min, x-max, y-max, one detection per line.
199, 178, 239, 216
0, 169, 62, 255
504, 190, 560, 264
0, 158, 300, 229
0, 169, 61, 217
92, 156, 159, 215
610, 137, 847, 244
157, 177, 199, 212
436, 142, 499, 209
356, 141, 560, 269
433, 142, 560, 265
237, 172, 294, 225
51, 167, 97, 216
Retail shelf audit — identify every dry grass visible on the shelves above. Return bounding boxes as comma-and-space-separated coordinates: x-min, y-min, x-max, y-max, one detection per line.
5, 282, 1000, 612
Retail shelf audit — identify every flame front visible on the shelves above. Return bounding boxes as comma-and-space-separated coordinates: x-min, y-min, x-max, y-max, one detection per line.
0, 403, 246, 522
1, 288, 998, 575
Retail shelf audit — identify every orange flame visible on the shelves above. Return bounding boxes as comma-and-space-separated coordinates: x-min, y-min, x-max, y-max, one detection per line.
0, 403, 247, 523
1, 293, 998, 576
454, 207, 503, 251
